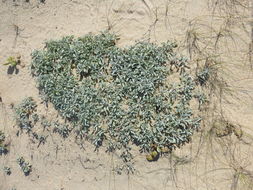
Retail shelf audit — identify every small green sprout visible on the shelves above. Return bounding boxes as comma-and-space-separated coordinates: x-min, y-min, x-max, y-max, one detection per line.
4, 56, 21, 67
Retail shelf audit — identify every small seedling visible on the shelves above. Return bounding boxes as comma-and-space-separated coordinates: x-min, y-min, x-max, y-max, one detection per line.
4, 56, 21, 67
31, 113, 39, 124
194, 92, 208, 110
0, 131, 8, 155
3, 166, 11, 175
53, 122, 70, 138
196, 67, 210, 86
32, 132, 47, 147
0, 131, 5, 142
0, 145, 8, 155
17, 157, 32, 176
41, 118, 51, 131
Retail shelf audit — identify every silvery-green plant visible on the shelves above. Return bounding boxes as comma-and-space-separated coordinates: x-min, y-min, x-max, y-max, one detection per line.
31, 32, 208, 172
15, 97, 37, 133
53, 122, 70, 138
194, 92, 208, 109
0, 131, 8, 155
40, 118, 51, 131
196, 67, 210, 86
17, 157, 32, 176
32, 132, 47, 147
3, 166, 11, 175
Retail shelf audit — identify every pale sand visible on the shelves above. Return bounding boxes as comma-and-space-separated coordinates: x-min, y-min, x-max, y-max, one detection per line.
1, 0, 253, 189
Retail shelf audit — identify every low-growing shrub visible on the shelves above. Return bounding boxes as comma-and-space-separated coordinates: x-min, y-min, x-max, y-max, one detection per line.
30, 32, 207, 169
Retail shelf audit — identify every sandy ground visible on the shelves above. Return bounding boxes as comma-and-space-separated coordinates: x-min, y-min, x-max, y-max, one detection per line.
1, 0, 253, 189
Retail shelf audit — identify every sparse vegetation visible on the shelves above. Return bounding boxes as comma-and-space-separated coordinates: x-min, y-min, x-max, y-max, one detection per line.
196, 67, 210, 86
17, 157, 32, 176
3, 166, 11, 175
40, 117, 51, 131
53, 121, 70, 138
15, 97, 37, 133
31, 132, 47, 147
14, 98, 50, 148
0, 130, 9, 155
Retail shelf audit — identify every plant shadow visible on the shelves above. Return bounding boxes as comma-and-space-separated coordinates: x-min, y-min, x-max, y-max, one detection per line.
7, 66, 19, 75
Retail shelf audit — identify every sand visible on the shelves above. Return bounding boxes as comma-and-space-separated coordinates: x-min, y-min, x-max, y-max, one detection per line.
1, 0, 253, 189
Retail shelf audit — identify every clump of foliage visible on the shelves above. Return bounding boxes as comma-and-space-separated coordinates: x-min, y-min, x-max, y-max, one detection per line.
17, 157, 32, 176
39, 0, 46, 3
194, 91, 208, 110
196, 67, 210, 86
4, 56, 21, 67
40, 117, 51, 131
3, 166, 11, 175
31, 132, 47, 147
15, 97, 37, 133
14, 98, 56, 150
15, 98, 49, 147
31, 32, 206, 169
53, 121, 70, 138
0, 131, 8, 155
